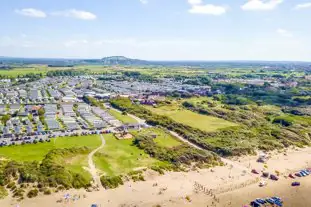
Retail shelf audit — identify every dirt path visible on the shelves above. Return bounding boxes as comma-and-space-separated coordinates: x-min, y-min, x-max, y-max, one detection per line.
86, 134, 105, 189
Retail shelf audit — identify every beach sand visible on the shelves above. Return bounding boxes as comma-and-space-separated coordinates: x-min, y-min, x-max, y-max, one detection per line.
1, 147, 311, 207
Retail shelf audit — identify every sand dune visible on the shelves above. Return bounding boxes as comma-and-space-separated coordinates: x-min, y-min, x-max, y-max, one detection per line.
1, 147, 311, 207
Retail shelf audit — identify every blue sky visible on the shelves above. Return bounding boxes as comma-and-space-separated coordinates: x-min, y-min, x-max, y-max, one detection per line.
0, 0, 311, 61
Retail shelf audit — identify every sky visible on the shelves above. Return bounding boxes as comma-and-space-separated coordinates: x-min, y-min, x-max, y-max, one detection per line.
0, 0, 311, 61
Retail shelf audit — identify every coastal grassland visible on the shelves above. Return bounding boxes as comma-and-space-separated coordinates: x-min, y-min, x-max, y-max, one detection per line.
0, 135, 101, 161
93, 134, 168, 176
111, 97, 311, 156
108, 109, 137, 124
0, 135, 102, 197
131, 127, 182, 148
144, 104, 238, 132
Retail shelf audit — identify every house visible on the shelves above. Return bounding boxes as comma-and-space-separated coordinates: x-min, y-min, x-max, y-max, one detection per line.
61, 104, 76, 117
18, 90, 27, 98
26, 125, 33, 134
61, 116, 80, 130
9, 104, 21, 114
14, 126, 21, 134
62, 96, 77, 103
0, 105, 6, 115
3, 126, 10, 134
46, 118, 60, 130
44, 104, 57, 118
29, 89, 42, 102
5, 91, 16, 99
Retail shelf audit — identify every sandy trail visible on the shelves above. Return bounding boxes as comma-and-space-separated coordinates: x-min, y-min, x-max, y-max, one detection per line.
86, 134, 105, 189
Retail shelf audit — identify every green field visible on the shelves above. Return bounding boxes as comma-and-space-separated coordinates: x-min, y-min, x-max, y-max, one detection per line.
108, 109, 137, 124
0, 68, 47, 77
94, 134, 167, 176
0, 135, 101, 161
131, 128, 182, 148
144, 105, 238, 132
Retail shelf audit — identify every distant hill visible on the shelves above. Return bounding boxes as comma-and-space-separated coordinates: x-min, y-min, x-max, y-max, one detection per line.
100, 56, 149, 65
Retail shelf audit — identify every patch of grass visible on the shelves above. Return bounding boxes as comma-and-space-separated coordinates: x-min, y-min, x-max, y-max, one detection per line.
145, 105, 237, 132
0, 135, 101, 162
131, 128, 181, 148
108, 109, 137, 124
0, 186, 8, 199
94, 134, 167, 176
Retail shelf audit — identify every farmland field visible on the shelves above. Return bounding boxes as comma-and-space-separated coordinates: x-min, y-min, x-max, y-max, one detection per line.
144, 105, 238, 132
94, 134, 167, 176
0, 135, 101, 161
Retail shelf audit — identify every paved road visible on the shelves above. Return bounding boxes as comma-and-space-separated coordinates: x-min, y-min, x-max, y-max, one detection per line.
87, 134, 105, 189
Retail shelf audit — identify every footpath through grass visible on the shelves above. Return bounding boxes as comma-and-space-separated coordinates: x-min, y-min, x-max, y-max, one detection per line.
0, 135, 101, 162
144, 105, 237, 132
94, 134, 167, 176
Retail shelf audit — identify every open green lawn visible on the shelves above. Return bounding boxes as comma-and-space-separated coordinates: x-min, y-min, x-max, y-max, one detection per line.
109, 109, 137, 124
144, 105, 238, 132
0, 135, 101, 161
94, 134, 167, 176
131, 128, 182, 148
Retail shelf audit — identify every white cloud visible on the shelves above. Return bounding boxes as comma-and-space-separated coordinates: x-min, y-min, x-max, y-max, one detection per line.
51, 9, 97, 20
15, 8, 47, 18
241, 0, 283, 11
188, 0, 202, 5
277, 28, 293, 37
187, 0, 227, 15
294, 2, 311, 9
139, 0, 148, 4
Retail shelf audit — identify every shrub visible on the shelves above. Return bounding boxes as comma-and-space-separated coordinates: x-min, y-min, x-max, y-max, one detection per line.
100, 176, 124, 189
27, 189, 38, 198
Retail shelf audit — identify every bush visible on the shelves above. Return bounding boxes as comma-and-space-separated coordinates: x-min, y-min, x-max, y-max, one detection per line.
273, 117, 293, 127
43, 188, 51, 195
100, 176, 124, 189
27, 189, 38, 198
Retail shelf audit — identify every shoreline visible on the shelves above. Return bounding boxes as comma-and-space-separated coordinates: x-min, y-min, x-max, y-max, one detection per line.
1, 146, 311, 207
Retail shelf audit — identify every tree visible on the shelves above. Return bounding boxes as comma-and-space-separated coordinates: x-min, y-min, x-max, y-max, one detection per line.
38, 108, 45, 116
1, 114, 11, 125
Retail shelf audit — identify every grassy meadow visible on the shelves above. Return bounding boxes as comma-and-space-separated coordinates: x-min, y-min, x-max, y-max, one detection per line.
0, 135, 101, 161
144, 104, 237, 132
94, 134, 167, 176
131, 127, 182, 148
108, 109, 137, 124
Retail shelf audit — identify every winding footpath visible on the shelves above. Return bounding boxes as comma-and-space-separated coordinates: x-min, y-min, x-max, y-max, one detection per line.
87, 134, 105, 190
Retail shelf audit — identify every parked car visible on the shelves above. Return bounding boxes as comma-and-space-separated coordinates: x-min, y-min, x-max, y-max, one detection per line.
292, 181, 300, 186
289, 173, 295, 179
252, 169, 260, 174
270, 174, 279, 181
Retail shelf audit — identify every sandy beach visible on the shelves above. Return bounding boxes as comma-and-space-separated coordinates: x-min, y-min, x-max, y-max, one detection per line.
1, 146, 311, 207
